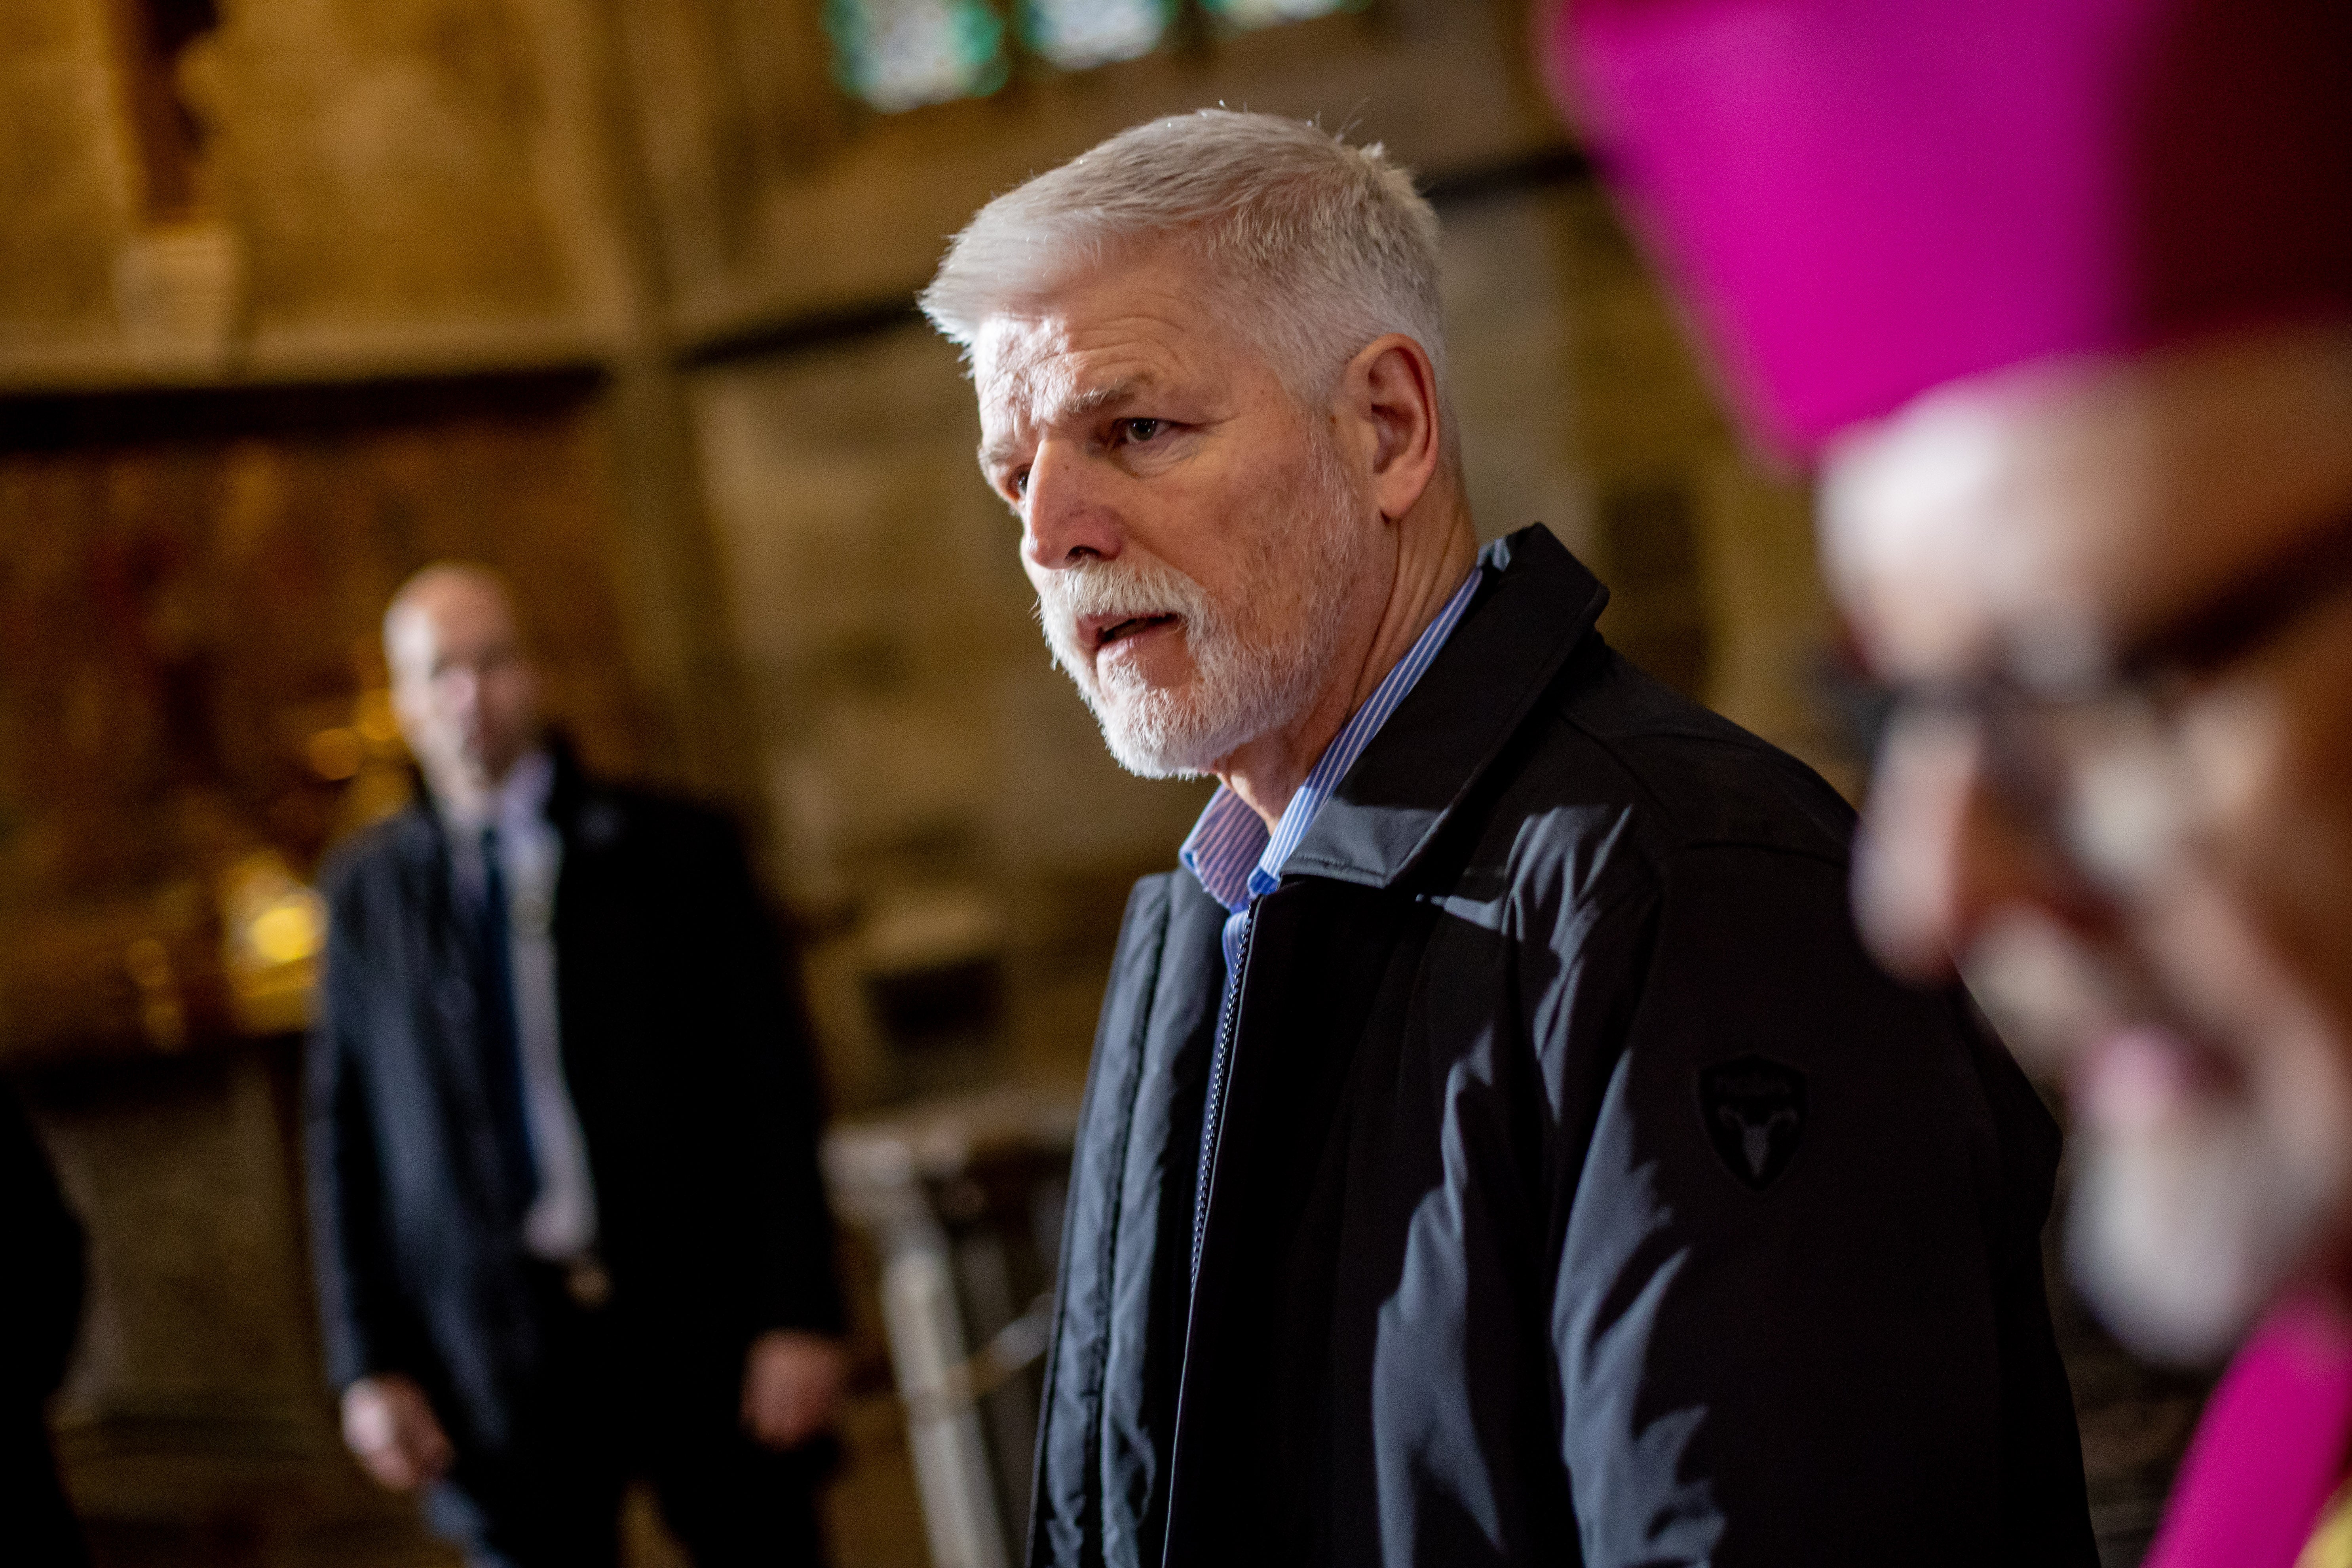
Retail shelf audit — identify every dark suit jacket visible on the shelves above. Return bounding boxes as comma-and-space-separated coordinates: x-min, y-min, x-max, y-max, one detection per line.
2, 1085, 86, 1564
304, 744, 843, 1459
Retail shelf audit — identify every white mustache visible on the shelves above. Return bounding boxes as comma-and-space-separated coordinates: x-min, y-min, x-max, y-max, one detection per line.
1036, 557, 1213, 672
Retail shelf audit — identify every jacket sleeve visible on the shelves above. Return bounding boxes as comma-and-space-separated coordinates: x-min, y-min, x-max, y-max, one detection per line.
702, 816, 847, 1340
304, 875, 415, 1392
1548, 842, 2092, 1566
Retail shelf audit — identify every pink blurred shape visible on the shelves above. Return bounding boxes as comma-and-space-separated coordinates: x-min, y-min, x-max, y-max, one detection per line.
1553, 0, 2352, 458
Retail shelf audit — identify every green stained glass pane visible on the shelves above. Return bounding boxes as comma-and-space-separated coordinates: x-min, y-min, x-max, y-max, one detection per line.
1018, 0, 1172, 69
826, 0, 1009, 112
1200, 0, 1362, 28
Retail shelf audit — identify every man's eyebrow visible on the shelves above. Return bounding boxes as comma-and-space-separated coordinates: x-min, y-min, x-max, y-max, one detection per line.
978, 376, 1153, 470
1057, 377, 1148, 422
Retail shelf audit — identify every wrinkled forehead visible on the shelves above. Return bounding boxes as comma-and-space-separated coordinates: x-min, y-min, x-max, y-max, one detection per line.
1823, 328, 2352, 688
970, 246, 1261, 437
1820, 407, 2133, 688
388, 574, 526, 672
973, 313, 1081, 430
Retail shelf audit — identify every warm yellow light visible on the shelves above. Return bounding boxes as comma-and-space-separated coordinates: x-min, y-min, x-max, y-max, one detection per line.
218, 852, 326, 1034
354, 688, 402, 748
308, 727, 363, 780
250, 899, 324, 965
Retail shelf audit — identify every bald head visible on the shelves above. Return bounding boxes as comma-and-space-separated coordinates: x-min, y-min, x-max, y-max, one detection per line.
384, 563, 543, 814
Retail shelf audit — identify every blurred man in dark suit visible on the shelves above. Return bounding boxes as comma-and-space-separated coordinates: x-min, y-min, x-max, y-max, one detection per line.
2, 1085, 87, 1567
306, 563, 845, 1568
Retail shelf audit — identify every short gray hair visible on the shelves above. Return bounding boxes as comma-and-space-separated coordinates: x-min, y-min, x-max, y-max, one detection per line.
920, 110, 1447, 405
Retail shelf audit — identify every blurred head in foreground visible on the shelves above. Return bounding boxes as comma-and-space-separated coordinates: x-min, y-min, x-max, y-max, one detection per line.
1554, 0, 2352, 1363
384, 562, 544, 815
920, 109, 1465, 791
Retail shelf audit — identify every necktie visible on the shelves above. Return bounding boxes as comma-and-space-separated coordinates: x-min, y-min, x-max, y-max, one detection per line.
474, 826, 539, 1206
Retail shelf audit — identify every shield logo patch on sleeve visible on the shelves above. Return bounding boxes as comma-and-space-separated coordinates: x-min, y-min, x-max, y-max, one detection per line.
1699, 1055, 1806, 1191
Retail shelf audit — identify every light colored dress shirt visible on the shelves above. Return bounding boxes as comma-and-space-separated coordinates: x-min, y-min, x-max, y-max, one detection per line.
1174, 566, 1481, 1282
1178, 564, 1482, 964
445, 748, 600, 1261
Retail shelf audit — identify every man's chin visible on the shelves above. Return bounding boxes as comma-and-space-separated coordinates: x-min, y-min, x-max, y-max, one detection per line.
1096, 717, 1231, 781
1961, 914, 2352, 1359
2065, 1033, 2331, 1364
1083, 674, 1270, 781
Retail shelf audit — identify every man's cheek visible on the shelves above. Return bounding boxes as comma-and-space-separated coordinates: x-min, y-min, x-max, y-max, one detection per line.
2272, 659, 2352, 970
1847, 726, 1980, 978
1957, 909, 2130, 1078
2180, 714, 2352, 1047
2128, 877, 2352, 1184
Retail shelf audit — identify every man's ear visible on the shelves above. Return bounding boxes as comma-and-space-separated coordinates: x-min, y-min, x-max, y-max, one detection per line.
1340, 334, 1444, 522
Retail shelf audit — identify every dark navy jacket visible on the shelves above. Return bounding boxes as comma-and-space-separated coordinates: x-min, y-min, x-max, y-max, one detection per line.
304, 747, 842, 1460
1030, 526, 2095, 1567
2, 1086, 85, 1566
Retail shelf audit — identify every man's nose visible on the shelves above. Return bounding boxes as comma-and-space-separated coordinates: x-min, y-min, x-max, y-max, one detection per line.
1852, 715, 2061, 981
440, 668, 483, 717
1020, 442, 1123, 572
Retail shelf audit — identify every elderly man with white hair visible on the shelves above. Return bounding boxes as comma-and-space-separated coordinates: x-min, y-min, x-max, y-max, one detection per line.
923, 112, 2095, 1566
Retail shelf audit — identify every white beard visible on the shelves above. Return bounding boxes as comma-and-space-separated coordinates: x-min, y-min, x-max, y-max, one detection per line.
2068, 1100, 2335, 1364
1035, 441, 1370, 779
1964, 912, 2348, 1363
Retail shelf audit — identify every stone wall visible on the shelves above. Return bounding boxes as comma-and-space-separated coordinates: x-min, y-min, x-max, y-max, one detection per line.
0, 0, 629, 382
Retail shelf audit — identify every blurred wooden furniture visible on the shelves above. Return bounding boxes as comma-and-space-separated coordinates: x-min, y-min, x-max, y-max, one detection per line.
827, 1085, 1079, 1568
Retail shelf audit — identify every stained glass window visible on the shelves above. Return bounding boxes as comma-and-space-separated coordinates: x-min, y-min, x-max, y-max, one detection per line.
1200, 0, 1359, 28
1019, 0, 1173, 70
826, 0, 1009, 112
828, 0, 1364, 114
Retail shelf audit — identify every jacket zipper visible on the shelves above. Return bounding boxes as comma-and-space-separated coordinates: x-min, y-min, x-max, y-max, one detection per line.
1191, 902, 1255, 1289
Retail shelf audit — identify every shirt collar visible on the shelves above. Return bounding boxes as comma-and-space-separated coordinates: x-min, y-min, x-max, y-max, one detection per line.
497, 747, 556, 828
438, 745, 555, 840
1180, 566, 1480, 914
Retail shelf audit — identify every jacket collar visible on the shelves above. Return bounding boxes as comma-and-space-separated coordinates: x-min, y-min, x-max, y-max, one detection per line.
540, 732, 595, 832
1281, 524, 1609, 891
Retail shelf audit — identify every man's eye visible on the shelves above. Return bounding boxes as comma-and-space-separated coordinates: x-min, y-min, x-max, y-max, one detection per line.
1118, 418, 1163, 444
1010, 468, 1030, 499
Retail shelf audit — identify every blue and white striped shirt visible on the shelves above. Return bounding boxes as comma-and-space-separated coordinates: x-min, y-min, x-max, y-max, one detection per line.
1176, 565, 1480, 1283
1179, 564, 1482, 977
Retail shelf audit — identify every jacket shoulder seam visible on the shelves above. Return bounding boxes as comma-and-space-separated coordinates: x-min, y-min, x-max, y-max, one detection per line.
1553, 717, 1850, 864
1658, 836, 1850, 871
